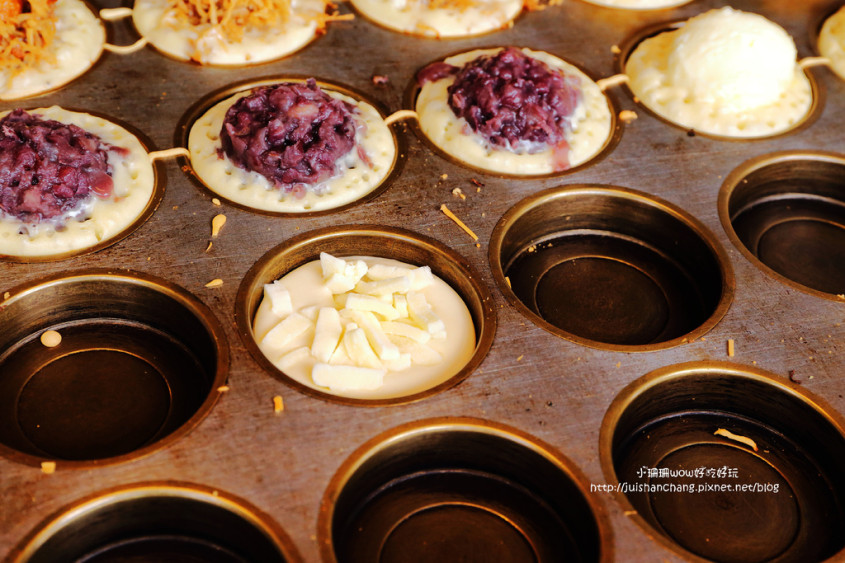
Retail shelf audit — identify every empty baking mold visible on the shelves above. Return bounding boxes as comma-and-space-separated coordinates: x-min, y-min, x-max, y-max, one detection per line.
601, 362, 845, 563
0, 271, 228, 466
490, 185, 733, 350
320, 418, 611, 562
9, 482, 300, 562
719, 150, 845, 299
236, 225, 496, 405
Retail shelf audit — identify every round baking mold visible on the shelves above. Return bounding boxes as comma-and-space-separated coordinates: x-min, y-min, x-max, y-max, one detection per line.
489, 184, 734, 351
319, 417, 612, 562
406, 47, 621, 178
0, 108, 164, 263
600, 361, 845, 563
0, 0, 105, 101
0, 270, 228, 467
236, 225, 496, 405
179, 77, 404, 216
615, 18, 822, 140
8, 482, 301, 562
719, 150, 845, 300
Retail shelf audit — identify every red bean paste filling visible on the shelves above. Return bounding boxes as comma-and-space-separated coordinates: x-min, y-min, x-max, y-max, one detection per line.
0, 109, 121, 227
219, 80, 360, 195
418, 48, 582, 168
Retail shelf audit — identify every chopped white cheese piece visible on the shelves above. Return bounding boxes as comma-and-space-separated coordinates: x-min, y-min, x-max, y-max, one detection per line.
312, 363, 386, 391
344, 293, 400, 320
407, 291, 446, 335
276, 346, 313, 372
366, 264, 434, 291
329, 338, 352, 365
321, 253, 368, 293
311, 307, 343, 363
253, 297, 282, 341
355, 276, 411, 297
342, 325, 383, 369
261, 312, 313, 359
349, 311, 401, 361
380, 320, 432, 344
298, 305, 320, 322
320, 252, 348, 277
393, 293, 409, 319
364, 263, 412, 280
263, 281, 293, 317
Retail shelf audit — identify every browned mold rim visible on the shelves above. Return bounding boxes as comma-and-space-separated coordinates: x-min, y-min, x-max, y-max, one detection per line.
0, 269, 229, 469
718, 149, 845, 302
317, 416, 614, 563
235, 224, 497, 407
7, 480, 303, 562
597, 360, 845, 563
0, 108, 165, 263
488, 184, 735, 352
613, 16, 824, 141
176, 75, 406, 217
403, 45, 623, 179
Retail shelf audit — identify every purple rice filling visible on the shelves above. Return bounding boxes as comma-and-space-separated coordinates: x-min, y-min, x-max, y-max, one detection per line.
0, 109, 121, 226
418, 47, 582, 167
219, 80, 360, 195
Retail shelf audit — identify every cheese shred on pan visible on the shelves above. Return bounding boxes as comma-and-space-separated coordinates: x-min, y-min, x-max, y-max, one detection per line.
0, 0, 57, 79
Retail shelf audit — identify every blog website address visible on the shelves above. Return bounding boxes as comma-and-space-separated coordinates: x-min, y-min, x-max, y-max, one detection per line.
591, 482, 780, 494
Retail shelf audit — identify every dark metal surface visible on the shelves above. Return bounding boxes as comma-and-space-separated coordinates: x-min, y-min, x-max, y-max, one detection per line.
1, 0, 844, 561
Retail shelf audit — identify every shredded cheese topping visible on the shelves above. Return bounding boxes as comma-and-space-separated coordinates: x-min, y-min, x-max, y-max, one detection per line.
0, 0, 57, 79
168, 0, 335, 43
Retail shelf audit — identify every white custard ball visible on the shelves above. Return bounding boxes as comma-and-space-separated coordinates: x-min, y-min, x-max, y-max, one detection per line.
666, 7, 797, 112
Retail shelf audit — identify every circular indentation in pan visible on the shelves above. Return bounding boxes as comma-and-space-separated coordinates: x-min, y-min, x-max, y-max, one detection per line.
490, 185, 733, 351
236, 225, 496, 405
179, 77, 404, 216
407, 47, 621, 178
600, 361, 845, 563
615, 16, 821, 140
319, 418, 612, 562
9, 482, 301, 562
719, 150, 845, 299
0, 270, 228, 466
